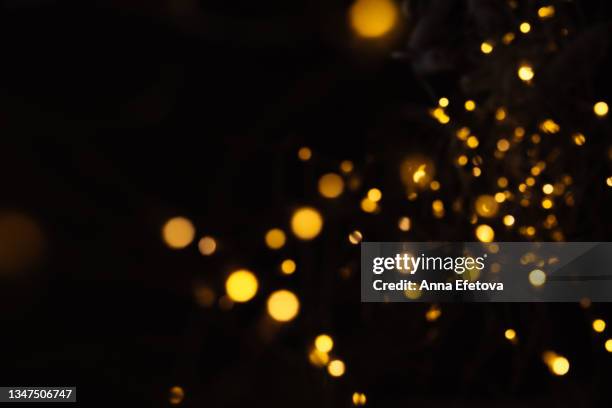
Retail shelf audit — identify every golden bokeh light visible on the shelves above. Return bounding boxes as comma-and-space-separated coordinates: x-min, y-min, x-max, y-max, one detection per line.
466, 135, 479, 149
505, 329, 517, 341
267, 290, 300, 322
495, 107, 506, 121
605, 339, 612, 353
349, 0, 398, 38
438, 97, 449, 107
360, 198, 378, 213
502, 32, 515, 44
162, 217, 195, 249
265, 228, 286, 249
291, 207, 323, 240
480, 41, 493, 54
497, 138, 510, 152
318, 173, 345, 198
352, 392, 367, 406
340, 160, 354, 174
398, 216, 411, 231
298, 146, 312, 161
327, 359, 346, 377
542, 184, 554, 195
309, 348, 330, 367
400, 157, 434, 188
281, 259, 297, 275
540, 119, 560, 134
425, 304, 441, 322
594, 101, 609, 117
529, 269, 546, 287
593, 319, 606, 333
572, 133, 586, 146
367, 188, 382, 202
464, 100, 476, 111
225, 269, 258, 303
314, 334, 334, 353
519, 22, 531, 33
538, 5, 555, 19
503, 215, 515, 227
475, 195, 499, 218
475, 224, 495, 243
550, 355, 570, 376
169, 386, 185, 405
517, 63, 534, 82
198, 236, 217, 255
349, 230, 363, 245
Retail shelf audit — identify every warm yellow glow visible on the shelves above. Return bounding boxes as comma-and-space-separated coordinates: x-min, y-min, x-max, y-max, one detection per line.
572, 133, 586, 146
348, 230, 363, 245
517, 64, 534, 82
502, 32, 515, 44
494, 192, 506, 203
267, 289, 300, 322
503, 215, 515, 227
605, 339, 612, 352
226, 269, 258, 302
309, 348, 330, 367
438, 97, 449, 107
497, 138, 510, 152
291, 207, 323, 240
318, 173, 345, 198
475, 195, 499, 218
352, 392, 367, 406
349, 0, 398, 38
367, 188, 382, 202
360, 198, 377, 213
593, 319, 606, 333
480, 41, 493, 54
464, 100, 476, 111
327, 359, 346, 377
472, 167, 482, 177
519, 22, 531, 33
425, 304, 441, 322
495, 107, 506, 121
265, 228, 286, 249
607, 176, 612, 187
398, 216, 411, 231
432, 200, 445, 218
281, 259, 297, 275
430, 180, 440, 191
551, 356, 570, 376
412, 164, 428, 183
400, 157, 434, 188
298, 146, 312, 161
431, 107, 450, 124
475, 224, 494, 243
540, 119, 560, 134
498, 177, 509, 188
542, 184, 554, 195
466, 135, 479, 149
514, 127, 525, 138
538, 5, 555, 19
198, 236, 217, 255
529, 269, 546, 287
541, 198, 554, 209
169, 386, 185, 405
594, 101, 609, 117
505, 329, 517, 341
314, 334, 334, 353
457, 155, 468, 166
526, 177, 536, 186
163, 217, 195, 249
456, 127, 470, 140
340, 160, 354, 174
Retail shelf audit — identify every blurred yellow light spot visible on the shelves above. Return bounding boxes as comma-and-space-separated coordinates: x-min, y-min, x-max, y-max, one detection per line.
538, 5, 555, 19
163, 217, 195, 249
340, 160, 354, 174
503, 215, 515, 227
594, 101, 609, 117
505, 329, 517, 341
526, 177, 536, 186
495, 107, 506, 121
438, 97, 449, 107
349, 0, 398, 38
226, 270, 258, 302
529, 269, 546, 287
398, 216, 411, 232
456, 127, 470, 140
494, 192, 506, 203
198, 236, 217, 255
498, 177, 509, 188
360, 198, 377, 213
519, 22, 531, 33
475, 195, 499, 218
464, 100, 476, 111
497, 138, 510, 152
169, 386, 185, 405
605, 339, 612, 352
348, 230, 363, 245
425, 304, 442, 322
267, 290, 300, 322
607, 176, 612, 187
430, 180, 440, 191
412, 164, 427, 183
514, 127, 525, 138
432, 200, 445, 218
194, 285, 215, 307
457, 155, 468, 166
480, 41, 493, 54
318, 173, 345, 198
309, 348, 330, 367
472, 167, 482, 177
551, 356, 570, 376
281, 259, 297, 275
517, 64, 534, 81
291, 207, 323, 240
298, 146, 312, 161
327, 359, 346, 377
572, 133, 586, 146
367, 188, 382, 202
502, 32, 515, 44
475, 224, 494, 243
541, 198, 554, 209
352, 392, 367, 406
314, 334, 334, 353
265, 228, 286, 249
540, 119, 560, 134
593, 319, 606, 333
466, 136, 479, 149
542, 184, 554, 195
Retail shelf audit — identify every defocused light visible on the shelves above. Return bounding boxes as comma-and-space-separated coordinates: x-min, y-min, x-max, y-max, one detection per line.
162, 217, 195, 249
438, 97, 449, 107
502, 32, 515, 44
291, 207, 323, 240
497, 138, 510, 152
327, 359, 346, 377
194, 285, 215, 307
315, 334, 334, 353
475, 224, 494, 242
494, 192, 506, 203
398, 216, 411, 231
594, 101, 609, 117
505, 329, 517, 341
226, 270, 258, 302
540, 119, 560, 134
457, 155, 468, 166
467, 136, 479, 149
169, 386, 184, 405
464, 100, 476, 111
340, 160, 354, 174
349, 230, 363, 245
572, 133, 586, 146
349, 0, 398, 38
281, 259, 297, 275
430, 180, 440, 191
425, 305, 441, 322
607, 177, 612, 187
529, 269, 546, 287
367, 188, 382, 202
495, 108, 507, 121
432, 200, 445, 218
541, 198, 553, 209
308, 348, 330, 367
480, 41, 493, 54
360, 198, 377, 213
197, 236, 217, 255
267, 290, 300, 322
475, 195, 499, 218
519, 22, 531, 33
605, 339, 612, 352
352, 392, 367, 406
517, 64, 534, 82
593, 319, 606, 333
298, 147, 312, 161
542, 184, 554, 195
497, 177, 509, 188
319, 173, 345, 198
265, 228, 286, 249
538, 5, 555, 19
551, 356, 570, 376
503, 215, 515, 227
